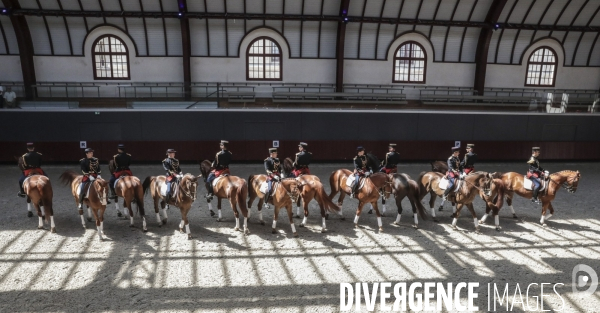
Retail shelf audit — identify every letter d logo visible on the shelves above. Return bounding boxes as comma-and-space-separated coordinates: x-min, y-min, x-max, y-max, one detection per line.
572, 264, 598, 296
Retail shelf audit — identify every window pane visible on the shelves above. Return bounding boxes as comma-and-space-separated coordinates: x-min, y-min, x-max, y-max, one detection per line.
95, 37, 109, 53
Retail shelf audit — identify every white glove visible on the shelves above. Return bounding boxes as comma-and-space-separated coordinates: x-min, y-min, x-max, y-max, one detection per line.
274, 176, 281, 182
365, 171, 371, 177
544, 170, 549, 176
459, 173, 465, 179
97, 175, 102, 180
177, 174, 183, 179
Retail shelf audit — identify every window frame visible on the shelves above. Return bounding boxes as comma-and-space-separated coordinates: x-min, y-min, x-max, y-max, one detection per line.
524, 46, 558, 87
392, 41, 427, 84
92, 35, 131, 80
246, 36, 283, 81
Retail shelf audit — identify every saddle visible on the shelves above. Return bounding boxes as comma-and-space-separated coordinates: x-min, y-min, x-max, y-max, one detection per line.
523, 177, 548, 192
438, 177, 462, 192
160, 180, 179, 198
211, 174, 229, 187
259, 181, 278, 195
78, 181, 93, 200
346, 173, 367, 190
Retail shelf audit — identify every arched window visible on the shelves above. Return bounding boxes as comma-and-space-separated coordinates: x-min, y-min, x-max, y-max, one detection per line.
92, 35, 130, 80
393, 42, 426, 84
247, 37, 282, 81
525, 47, 557, 87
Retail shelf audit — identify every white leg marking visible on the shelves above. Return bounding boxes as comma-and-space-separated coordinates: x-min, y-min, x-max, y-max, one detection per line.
430, 207, 436, 218
87, 208, 92, 219
27, 203, 32, 212
377, 217, 382, 227
235, 217, 240, 229
452, 218, 458, 226
473, 218, 479, 229
354, 215, 360, 224
322, 217, 327, 229
495, 215, 499, 226
179, 220, 184, 228
185, 224, 191, 234
296, 206, 300, 217
480, 214, 488, 223
156, 213, 161, 224
382, 204, 387, 214
414, 214, 418, 225
50, 216, 55, 228
272, 220, 277, 229
395, 214, 401, 223
540, 216, 545, 224
302, 216, 307, 225
38, 217, 43, 228
545, 213, 553, 220
97, 226, 103, 239
40, 206, 45, 217
218, 209, 222, 219
130, 216, 134, 226
452, 205, 456, 214
244, 217, 248, 230
291, 223, 296, 233
259, 211, 264, 222
80, 215, 85, 225
208, 203, 213, 211
509, 205, 516, 215
115, 202, 121, 214
162, 208, 168, 220
440, 199, 446, 207
142, 217, 147, 230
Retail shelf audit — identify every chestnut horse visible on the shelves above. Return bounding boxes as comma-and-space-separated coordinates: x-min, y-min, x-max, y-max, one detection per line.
328, 170, 393, 231
389, 173, 427, 228
482, 170, 580, 227
142, 173, 199, 239
418, 171, 502, 231
199, 160, 250, 234
18, 157, 55, 232
60, 170, 109, 240
429, 160, 456, 212
108, 160, 147, 232
282, 158, 341, 232
247, 175, 301, 236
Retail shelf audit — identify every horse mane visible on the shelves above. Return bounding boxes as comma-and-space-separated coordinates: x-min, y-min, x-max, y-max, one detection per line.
430, 161, 448, 174
59, 170, 79, 185
366, 153, 380, 170
199, 160, 212, 182
283, 158, 294, 176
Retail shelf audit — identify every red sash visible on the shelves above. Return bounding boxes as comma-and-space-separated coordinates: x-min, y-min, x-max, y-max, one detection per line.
212, 168, 230, 177
82, 173, 97, 182
383, 168, 397, 174
447, 171, 458, 178
526, 172, 539, 179
463, 168, 474, 174
114, 170, 132, 178
24, 168, 43, 176
292, 168, 310, 177
166, 175, 175, 182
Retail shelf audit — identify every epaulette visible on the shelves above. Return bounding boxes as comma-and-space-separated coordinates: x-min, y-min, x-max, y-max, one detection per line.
126, 153, 131, 156
21, 153, 27, 158
353, 156, 357, 160
386, 152, 391, 155
79, 158, 85, 162
229, 151, 233, 155
113, 154, 118, 158
308, 152, 312, 155
264, 157, 269, 162
162, 158, 167, 162
36, 152, 42, 156
296, 152, 301, 155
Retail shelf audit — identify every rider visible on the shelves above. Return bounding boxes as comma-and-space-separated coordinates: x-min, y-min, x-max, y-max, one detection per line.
206, 140, 232, 200
351, 146, 372, 199
379, 143, 400, 174
527, 146, 545, 204
264, 148, 281, 205
443, 147, 461, 201
461, 144, 477, 175
291, 142, 312, 177
109, 144, 132, 200
79, 148, 105, 209
18, 142, 46, 198
162, 149, 182, 203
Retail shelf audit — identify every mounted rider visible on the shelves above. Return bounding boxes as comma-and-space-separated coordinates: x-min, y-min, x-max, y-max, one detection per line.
443, 147, 461, 201
461, 143, 477, 175
379, 143, 400, 174
18, 142, 47, 198
79, 148, 106, 209
109, 144, 132, 200
351, 146, 373, 199
206, 140, 232, 200
291, 142, 312, 177
527, 146, 545, 204
162, 148, 182, 203
264, 148, 281, 205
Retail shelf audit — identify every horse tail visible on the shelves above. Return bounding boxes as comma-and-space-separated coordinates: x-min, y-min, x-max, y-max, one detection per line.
408, 179, 427, 220
328, 171, 339, 200
142, 176, 154, 195
134, 180, 145, 216
417, 171, 428, 200
37, 178, 52, 223
493, 178, 505, 210
247, 175, 257, 199
59, 170, 79, 186
237, 179, 249, 214
315, 181, 341, 214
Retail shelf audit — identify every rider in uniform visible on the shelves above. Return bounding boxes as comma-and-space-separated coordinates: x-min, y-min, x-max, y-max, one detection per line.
351, 146, 372, 199
18, 142, 46, 198
264, 148, 281, 205
443, 147, 461, 201
291, 142, 312, 177
79, 148, 105, 209
379, 143, 401, 174
527, 147, 545, 204
109, 144, 132, 200
162, 149, 182, 203
206, 140, 232, 200
461, 144, 477, 175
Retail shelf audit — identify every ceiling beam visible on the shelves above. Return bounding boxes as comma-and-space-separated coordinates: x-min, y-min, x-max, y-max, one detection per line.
2, 0, 36, 99
474, 0, 507, 96
335, 0, 350, 92
178, 0, 191, 100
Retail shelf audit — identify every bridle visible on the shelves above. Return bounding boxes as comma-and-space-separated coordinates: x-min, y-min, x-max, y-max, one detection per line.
548, 172, 579, 193
180, 176, 198, 201
282, 178, 300, 203
92, 179, 107, 205
379, 176, 394, 197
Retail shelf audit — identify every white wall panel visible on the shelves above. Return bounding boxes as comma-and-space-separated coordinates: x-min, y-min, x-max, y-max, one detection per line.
246, 0, 264, 14
436, 0, 458, 20
226, 0, 245, 13
0, 56, 23, 81
104, 17, 126, 30
533, 30, 551, 42
81, 0, 101, 11
126, 17, 148, 55
283, 20, 301, 57
344, 22, 359, 58
301, 21, 319, 57
414, 25, 430, 38
18, 0, 39, 9
187, 1, 205, 12
541, 0, 568, 25
400, 0, 420, 19
359, 22, 377, 59
512, 30, 534, 64
85, 17, 105, 31
429, 26, 446, 61
65, 17, 86, 55
304, 0, 323, 15
245, 20, 264, 32
59, 0, 81, 10
100, 0, 122, 11
454, 0, 476, 21
394, 24, 413, 37
381, 0, 401, 18
27, 16, 52, 55
165, 18, 182, 55
161, 0, 179, 12
460, 27, 479, 62
227, 19, 244, 56
487, 30, 500, 62
524, 0, 549, 24
190, 19, 208, 56
496, 29, 517, 63
322, 0, 341, 15
0, 16, 19, 54
506, 0, 533, 24
0, 32, 6, 54
364, 0, 384, 17
589, 39, 600, 66
444, 27, 463, 62
376, 24, 395, 60
573, 2, 599, 26
285, 0, 302, 14
206, 0, 225, 12
141, 0, 162, 12
46, 16, 71, 55
145, 18, 166, 55
208, 19, 227, 56
121, 0, 141, 11
264, 20, 283, 33
563, 31, 580, 66
265, 0, 283, 14
573, 32, 596, 66
557, 0, 586, 26
497, 0, 516, 23
470, 0, 493, 22
319, 21, 337, 58
39, 0, 60, 10
418, 0, 438, 20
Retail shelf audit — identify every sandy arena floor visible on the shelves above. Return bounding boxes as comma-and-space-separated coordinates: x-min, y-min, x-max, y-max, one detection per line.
0, 162, 598, 312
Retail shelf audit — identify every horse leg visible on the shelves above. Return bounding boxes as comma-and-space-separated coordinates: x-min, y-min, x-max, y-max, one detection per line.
294, 198, 302, 218
91, 208, 103, 241
34, 203, 44, 230
545, 202, 555, 221
27, 197, 33, 217
231, 198, 241, 232
115, 193, 123, 217
318, 198, 328, 233
371, 202, 383, 232
126, 198, 134, 227
480, 203, 492, 224
77, 199, 86, 229
87, 205, 93, 223
207, 197, 215, 217
272, 206, 279, 234
257, 198, 265, 226
451, 203, 464, 230
337, 190, 346, 221
183, 208, 192, 240
154, 197, 162, 226
354, 202, 366, 229
492, 206, 501, 231
381, 195, 387, 216
467, 203, 479, 232
505, 194, 517, 218
160, 199, 168, 225
216, 197, 223, 222
393, 195, 404, 225
287, 204, 298, 237
540, 201, 550, 226
300, 198, 309, 228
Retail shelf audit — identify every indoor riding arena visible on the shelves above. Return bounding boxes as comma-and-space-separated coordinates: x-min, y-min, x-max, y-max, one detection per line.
1, 0, 599, 312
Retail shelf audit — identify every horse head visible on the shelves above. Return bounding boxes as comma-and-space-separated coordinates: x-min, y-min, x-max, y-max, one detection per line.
369, 173, 394, 199
181, 173, 199, 201
199, 160, 212, 182
93, 178, 109, 205
556, 170, 581, 194
431, 160, 448, 174
282, 158, 294, 177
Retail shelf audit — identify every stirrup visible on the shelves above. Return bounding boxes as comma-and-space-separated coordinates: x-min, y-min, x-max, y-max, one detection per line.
17, 191, 26, 198
205, 193, 213, 201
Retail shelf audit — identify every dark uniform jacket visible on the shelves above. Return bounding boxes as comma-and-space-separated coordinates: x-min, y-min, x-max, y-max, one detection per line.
354, 155, 370, 173
527, 156, 544, 176
264, 157, 281, 176
461, 152, 477, 169
212, 150, 232, 170
113, 152, 132, 171
447, 155, 461, 174
163, 157, 182, 176
293, 151, 312, 169
381, 151, 401, 169
80, 157, 101, 176
22, 151, 42, 169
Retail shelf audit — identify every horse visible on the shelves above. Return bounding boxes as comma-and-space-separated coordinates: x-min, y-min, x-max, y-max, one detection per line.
483, 170, 580, 227
429, 160, 457, 212
199, 160, 250, 234
17, 157, 55, 232
108, 160, 147, 232
477, 175, 508, 230
282, 158, 341, 233
247, 175, 301, 236
418, 171, 502, 231
388, 173, 427, 228
328, 170, 393, 232
59, 170, 109, 240
142, 173, 199, 239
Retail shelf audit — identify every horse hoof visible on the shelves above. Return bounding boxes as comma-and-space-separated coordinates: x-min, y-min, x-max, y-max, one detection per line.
479, 219, 485, 224
433, 219, 439, 223
475, 227, 481, 233
451, 225, 457, 230
51, 227, 56, 233
272, 228, 277, 234
513, 214, 518, 219
325, 214, 329, 220
260, 221, 265, 226
87, 218, 92, 222
294, 215, 300, 219
354, 224, 359, 228
129, 224, 135, 228
188, 234, 193, 240
299, 223, 305, 228
379, 227, 383, 232
496, 226, 501, 231
217, 218, 222, 222
368, 210, 373, 214
117, 212, 122, 218
393, 222, 399, 226
293, 232, 299, 238
143, 228, 148, 233
27, 211, 33, 218
244, 229, 250, 235
542, 223, 547, 227
438, 207, 444, 212
37, 226, 45, 230
162, 219, 167, 225
179, 228, 184, 233
412, 224, 418, 229
234, 227, 241, 232
209, 210, 215, 217
321, 228, 328, 233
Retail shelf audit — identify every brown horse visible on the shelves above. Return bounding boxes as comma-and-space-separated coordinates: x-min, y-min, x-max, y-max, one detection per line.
477, 175, 507, 230
108, 160, 147, 232
418, 171, 502, 231
142, 173, 199, 239
328, 170, 393, 231
429, 160, 457, 212
483, 170, 580, 226
18, 157, 55, 232
389, 173, 427, 228
60, 170, 109, 240
282, 158, 341, 232
247, 175, 301, 236
199, 160, 250, 234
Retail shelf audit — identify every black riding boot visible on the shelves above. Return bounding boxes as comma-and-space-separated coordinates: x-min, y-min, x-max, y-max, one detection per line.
110, 186, 117, 200
443, 187, 451, 200
78, 185, 86, 209
532, 189, 540, 204
18, 183, 26, 198
351, 184, 359, 198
